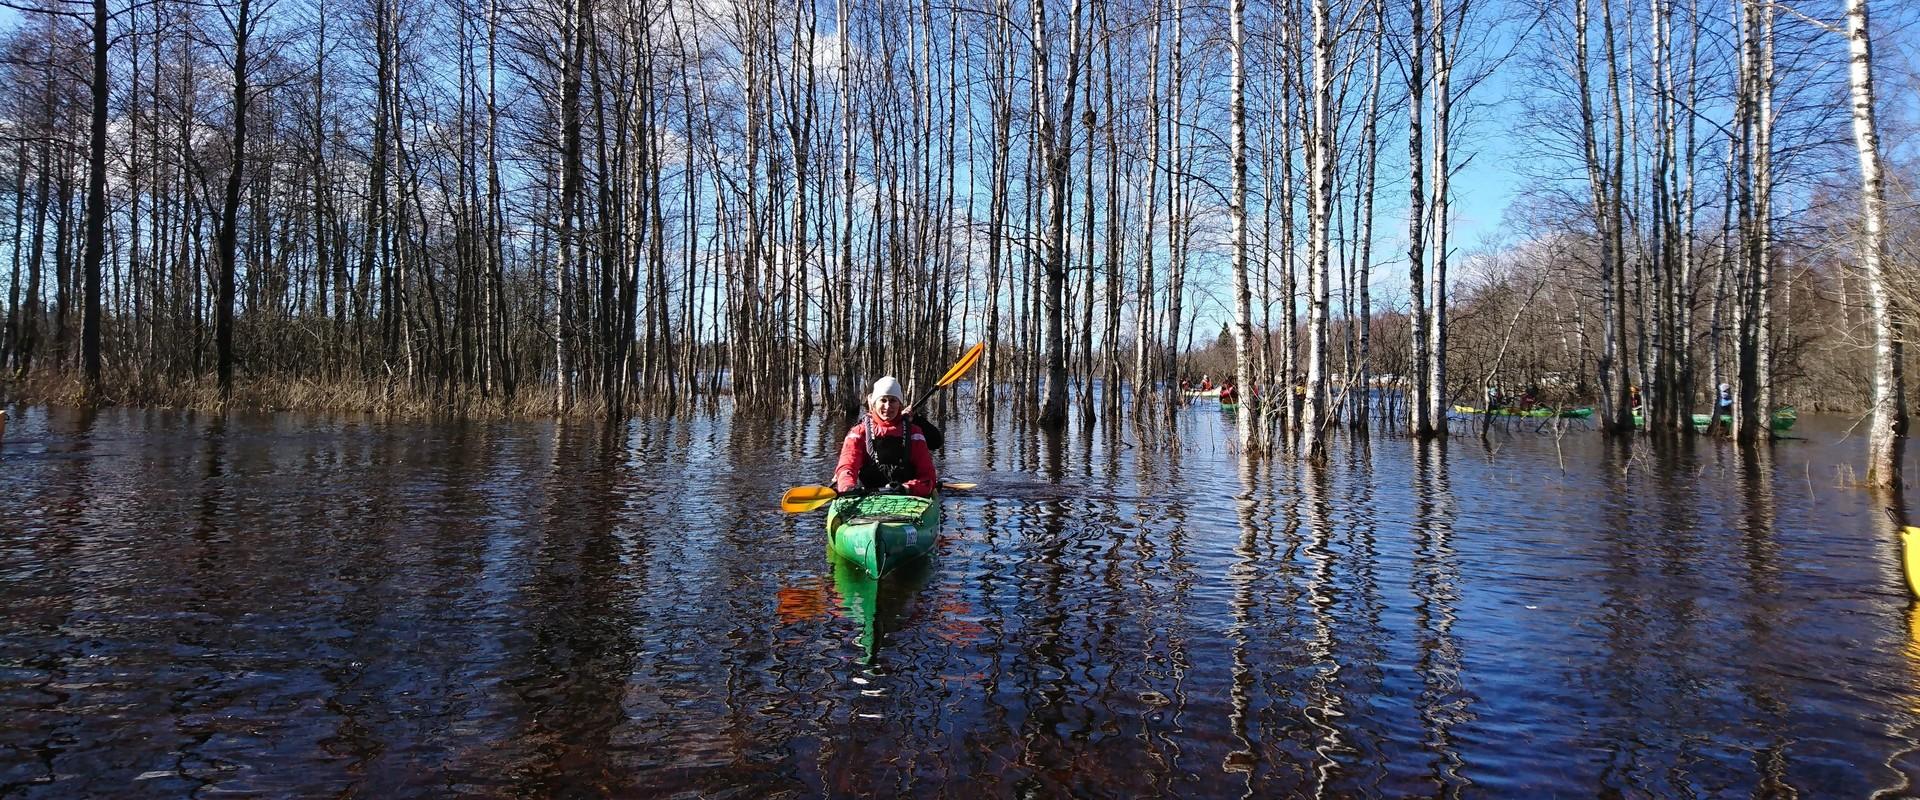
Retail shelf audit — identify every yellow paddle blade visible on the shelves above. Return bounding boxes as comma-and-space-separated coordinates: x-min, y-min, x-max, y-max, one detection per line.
1902, 526, 1920, 599
939, 482, 977, 491
781, 485, 838, 514
935, 342, 985, 388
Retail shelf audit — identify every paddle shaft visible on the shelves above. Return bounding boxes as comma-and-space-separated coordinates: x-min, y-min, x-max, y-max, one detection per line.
904, 342, 983, 415
905, 370, 960, 414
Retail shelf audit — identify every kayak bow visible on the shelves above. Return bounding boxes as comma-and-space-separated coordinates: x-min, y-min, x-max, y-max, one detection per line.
826, 492, 942, 578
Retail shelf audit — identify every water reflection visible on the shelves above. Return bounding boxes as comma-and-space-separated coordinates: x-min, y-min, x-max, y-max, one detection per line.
1301, 458, 1346, 790
1223, 453, 1264, 790
1409, 438, 1470, 796
830, 554, 936, 664
2, 406, 1919, 795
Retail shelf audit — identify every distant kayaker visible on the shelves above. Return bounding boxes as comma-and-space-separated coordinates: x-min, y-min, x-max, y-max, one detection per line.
834, 376, 938, 497
1717, 382, 1733, 414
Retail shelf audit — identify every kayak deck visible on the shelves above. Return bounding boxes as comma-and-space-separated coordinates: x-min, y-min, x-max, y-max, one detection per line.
826, 492, 941, 578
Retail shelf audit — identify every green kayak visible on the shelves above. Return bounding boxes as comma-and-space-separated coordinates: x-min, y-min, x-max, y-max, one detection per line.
826, 492, 941, 578
1690, 408, 1797, 432
1631, 407, 1797, 432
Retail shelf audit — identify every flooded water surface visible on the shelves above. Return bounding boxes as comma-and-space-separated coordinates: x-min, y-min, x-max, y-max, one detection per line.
5, 403, 1920, 796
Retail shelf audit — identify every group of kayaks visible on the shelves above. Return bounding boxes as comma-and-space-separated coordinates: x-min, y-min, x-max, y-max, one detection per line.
1452, 404, 1594, 419
1449, 403, 1799, 432
1662, 407, 1799, 432
1186, 389, 1247, 415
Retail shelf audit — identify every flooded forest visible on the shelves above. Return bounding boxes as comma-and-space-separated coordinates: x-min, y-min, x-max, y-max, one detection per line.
0, 0, 1913, 458
7, 0, 1920, 794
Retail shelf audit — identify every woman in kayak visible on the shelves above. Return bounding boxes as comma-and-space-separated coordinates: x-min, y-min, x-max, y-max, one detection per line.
834, 376, 938, 497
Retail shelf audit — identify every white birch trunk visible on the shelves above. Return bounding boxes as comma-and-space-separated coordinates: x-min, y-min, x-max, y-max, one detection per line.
1301, 0, 1334, 458
1846, 0, 1906, 487
1229, 0, 1258, 453
1424, 0, 1452, 435
1134, 15, 1161, 407
1406, 0, 1430, 437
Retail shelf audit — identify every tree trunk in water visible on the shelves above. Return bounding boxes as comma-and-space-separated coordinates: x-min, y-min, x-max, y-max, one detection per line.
1575, 0, 1621, 434
1228, 0, 1258, 454
215, 0, 253, 399
1352, 0, 1384, 432
554, 0, 587, 414
1424, 0, 1452, 437
1602, 0, 1631, 435
1846, 0, 1906, 487
80, 0, 109, 394
1133, 14, 1161, 411
1162, 0, 1187, 418
1405, 0, 1431, 438
1302, 0, 1335, 458
1035, 0, 1082, 431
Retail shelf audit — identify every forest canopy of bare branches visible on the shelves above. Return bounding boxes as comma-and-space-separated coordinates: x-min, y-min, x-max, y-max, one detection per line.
0, 0, 1913, 442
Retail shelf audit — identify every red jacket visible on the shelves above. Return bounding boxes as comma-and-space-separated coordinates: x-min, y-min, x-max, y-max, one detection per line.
834, 412, 938, 497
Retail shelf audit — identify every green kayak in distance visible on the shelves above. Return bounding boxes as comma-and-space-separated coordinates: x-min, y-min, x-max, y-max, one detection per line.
1632, 407, 1797, 432
826, 492, 941, 578
1690, 408, 1797, 432
1452, 404, 1593, 419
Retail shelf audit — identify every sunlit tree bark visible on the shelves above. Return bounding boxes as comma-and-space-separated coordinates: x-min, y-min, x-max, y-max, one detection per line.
1845, 0, 1905, 487
1228, 0, 1258, 454
1406, 0, 1432, 438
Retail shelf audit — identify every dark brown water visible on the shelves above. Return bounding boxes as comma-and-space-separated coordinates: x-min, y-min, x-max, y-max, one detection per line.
4, 402, 1920, 797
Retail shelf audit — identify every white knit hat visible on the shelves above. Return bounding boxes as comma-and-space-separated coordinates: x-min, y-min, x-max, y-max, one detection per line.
870, 376, 905, 402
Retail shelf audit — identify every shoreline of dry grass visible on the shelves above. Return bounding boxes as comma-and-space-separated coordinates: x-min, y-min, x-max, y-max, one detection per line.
0, 368, 656, 422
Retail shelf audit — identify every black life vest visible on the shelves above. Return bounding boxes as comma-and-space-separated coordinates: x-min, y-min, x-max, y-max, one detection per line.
858, 415, 920, 489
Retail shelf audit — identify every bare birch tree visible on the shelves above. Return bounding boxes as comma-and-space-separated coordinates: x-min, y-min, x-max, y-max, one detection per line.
1845, 0, 1904, 487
